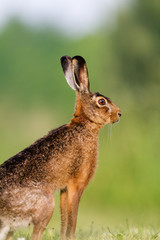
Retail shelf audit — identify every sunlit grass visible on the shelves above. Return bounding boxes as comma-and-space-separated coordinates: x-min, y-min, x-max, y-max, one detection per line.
13, 224, 160, 240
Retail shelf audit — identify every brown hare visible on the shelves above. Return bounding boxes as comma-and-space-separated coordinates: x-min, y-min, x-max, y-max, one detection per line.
0, 55, 121, 240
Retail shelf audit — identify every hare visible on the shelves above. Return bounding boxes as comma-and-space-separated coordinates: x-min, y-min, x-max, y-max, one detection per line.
0, 55, 121, 240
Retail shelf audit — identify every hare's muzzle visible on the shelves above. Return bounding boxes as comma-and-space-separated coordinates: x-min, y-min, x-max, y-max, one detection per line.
110, 107, 122, 124
115, 109, 122, 123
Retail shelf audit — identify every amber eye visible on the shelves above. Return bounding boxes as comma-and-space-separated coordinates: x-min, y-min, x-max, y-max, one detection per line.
98, 98, 106, 106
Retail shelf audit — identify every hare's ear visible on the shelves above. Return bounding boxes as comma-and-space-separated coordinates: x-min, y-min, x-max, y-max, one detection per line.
60, 56, 79, 91
72, 56, 90, 93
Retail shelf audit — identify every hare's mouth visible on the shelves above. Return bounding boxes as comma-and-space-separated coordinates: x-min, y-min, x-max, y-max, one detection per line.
111, 116, 121, 124
113, 118, 120, 124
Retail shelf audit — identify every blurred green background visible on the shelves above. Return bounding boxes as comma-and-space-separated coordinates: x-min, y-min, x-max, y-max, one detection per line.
0, 0, 160, 231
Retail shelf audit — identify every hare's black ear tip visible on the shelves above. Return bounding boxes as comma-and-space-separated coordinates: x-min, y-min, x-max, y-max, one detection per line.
72, 55, 86, 64
60, 56, 68, 65
60, 56, 71, 71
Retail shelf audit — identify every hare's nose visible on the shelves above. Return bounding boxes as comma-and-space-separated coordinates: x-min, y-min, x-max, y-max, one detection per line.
118, 112, 122, 117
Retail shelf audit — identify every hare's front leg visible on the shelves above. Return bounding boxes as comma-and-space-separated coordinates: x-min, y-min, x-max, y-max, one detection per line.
66, 181, 84, 240
60, 188, 68, 240
60, 182, 83, 240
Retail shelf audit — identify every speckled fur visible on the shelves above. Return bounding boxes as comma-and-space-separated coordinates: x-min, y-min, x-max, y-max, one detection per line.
0, 56, 121, 240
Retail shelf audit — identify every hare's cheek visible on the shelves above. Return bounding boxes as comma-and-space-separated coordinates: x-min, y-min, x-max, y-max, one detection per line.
105, 107, 111, 118
106, 106, 110, 112
105, 119, 112, 125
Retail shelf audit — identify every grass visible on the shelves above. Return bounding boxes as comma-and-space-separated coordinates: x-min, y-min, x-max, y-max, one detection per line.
13, 223, 160, 240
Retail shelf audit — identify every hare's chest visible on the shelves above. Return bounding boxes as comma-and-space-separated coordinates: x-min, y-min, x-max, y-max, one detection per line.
69, 152, 98, 188
69, 142, 98, 180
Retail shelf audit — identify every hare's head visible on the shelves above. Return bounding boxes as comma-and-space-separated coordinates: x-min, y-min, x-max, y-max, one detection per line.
61, 56, 121, 126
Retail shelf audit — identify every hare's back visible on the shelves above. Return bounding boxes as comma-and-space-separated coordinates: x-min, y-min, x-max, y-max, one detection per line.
0, 123, 85, 189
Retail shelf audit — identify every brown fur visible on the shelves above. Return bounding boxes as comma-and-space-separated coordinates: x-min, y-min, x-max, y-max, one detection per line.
0, 56, 121, 240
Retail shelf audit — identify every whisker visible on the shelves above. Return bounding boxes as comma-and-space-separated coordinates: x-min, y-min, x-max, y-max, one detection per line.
106, 124, 112, 145
109, 124, 112, 142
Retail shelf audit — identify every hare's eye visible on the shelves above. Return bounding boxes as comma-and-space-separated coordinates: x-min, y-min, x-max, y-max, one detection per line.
98, 98, 106, 106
